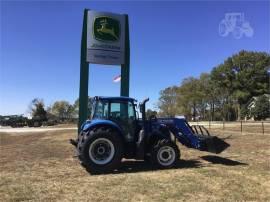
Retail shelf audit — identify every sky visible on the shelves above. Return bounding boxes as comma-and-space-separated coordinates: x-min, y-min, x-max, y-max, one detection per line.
1, 1, 269, 115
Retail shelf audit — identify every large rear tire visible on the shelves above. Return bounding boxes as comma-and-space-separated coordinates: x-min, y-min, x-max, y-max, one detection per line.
78, 127, 123, 174
150, 139, 180, 169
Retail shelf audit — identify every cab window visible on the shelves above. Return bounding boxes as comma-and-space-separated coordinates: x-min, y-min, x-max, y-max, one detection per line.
110, 101, 135, 120
93, 100, 109, 119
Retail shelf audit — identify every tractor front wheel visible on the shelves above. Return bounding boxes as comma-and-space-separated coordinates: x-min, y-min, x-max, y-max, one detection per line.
150, 139, 180, 169
78, 127, 123, 174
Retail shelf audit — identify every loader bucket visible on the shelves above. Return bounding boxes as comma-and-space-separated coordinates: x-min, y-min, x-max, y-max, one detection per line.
191, 125, 230, 153
199, 135, 230, 154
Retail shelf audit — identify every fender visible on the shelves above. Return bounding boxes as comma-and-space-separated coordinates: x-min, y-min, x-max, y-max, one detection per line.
80, 119, 125, 138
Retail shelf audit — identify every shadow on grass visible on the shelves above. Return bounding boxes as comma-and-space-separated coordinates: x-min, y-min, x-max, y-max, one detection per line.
117, 159, 204, 174
200, 155, 248, 166
84, 159, 204, 175
83, 156, 247, 175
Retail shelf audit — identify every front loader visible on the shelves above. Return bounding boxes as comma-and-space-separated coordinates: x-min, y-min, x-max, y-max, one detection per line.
70, 96, 229, 173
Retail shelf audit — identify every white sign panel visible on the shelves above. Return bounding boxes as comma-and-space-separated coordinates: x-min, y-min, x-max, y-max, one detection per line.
87, 10, 125, 65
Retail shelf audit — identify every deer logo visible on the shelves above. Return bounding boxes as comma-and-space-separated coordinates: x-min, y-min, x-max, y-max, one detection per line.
93, 17, 120, 42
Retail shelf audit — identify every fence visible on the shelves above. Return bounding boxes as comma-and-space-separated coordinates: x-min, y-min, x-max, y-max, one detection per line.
190, 121, 270, 135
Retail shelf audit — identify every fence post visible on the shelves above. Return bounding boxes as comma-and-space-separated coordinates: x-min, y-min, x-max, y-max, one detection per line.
262, 122, 264, 135
223, 121, 225, 130
241, 121, 242, 133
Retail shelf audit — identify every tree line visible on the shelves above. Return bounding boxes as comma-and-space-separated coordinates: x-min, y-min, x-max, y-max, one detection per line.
28, 50, 270, 123
29, 97, 94, 124
157, 50, 270, 121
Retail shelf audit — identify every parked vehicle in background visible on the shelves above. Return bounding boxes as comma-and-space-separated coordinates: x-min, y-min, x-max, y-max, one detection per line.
0, 115, 51, 128
0, 115, 28, 128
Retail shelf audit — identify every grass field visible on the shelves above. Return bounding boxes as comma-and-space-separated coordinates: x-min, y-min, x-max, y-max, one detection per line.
0, 125, 270, 201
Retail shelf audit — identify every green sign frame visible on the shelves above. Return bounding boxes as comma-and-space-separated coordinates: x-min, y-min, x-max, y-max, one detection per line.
78, 9, 130, 131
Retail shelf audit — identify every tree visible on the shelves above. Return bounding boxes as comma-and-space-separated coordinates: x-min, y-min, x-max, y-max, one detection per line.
251, 95, 270, 120
211, 51, 270, 120
177, 77, 202, 120
29, 98, 47, 121
157, 50, 270, 121
50, 101, 74, 121
158, 86, 179, 117
146, 109, 158, 119
197, 73, 221, 121
73, 97, 94, 118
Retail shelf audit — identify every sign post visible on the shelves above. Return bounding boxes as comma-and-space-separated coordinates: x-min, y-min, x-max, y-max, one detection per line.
121, 15, 130, 97
78, 9, 130, 130
78, 9, 90, 130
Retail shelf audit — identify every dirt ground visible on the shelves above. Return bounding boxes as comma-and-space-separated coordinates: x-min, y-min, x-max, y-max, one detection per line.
0, 127, 269, 201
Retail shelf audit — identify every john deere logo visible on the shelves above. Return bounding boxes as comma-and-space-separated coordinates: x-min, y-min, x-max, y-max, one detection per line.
93, 17, 120, 42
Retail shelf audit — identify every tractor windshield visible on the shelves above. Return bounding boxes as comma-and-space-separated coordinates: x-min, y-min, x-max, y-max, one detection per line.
92, 100, 109, 119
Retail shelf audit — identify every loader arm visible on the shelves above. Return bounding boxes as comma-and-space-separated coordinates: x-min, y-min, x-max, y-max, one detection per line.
157, 118, 230, 154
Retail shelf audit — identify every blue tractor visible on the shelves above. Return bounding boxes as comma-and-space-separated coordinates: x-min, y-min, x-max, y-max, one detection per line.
70, 96, 229, 173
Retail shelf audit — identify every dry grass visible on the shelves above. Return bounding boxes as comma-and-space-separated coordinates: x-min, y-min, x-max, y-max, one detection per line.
0, 127, 270, 201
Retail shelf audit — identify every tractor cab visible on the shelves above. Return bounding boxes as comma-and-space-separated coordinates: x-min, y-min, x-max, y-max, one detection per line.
88, 96, 140, 142
90, 96, 137, 120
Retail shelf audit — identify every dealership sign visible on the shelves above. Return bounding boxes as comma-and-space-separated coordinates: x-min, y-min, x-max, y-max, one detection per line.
87, 10, 126, 65
79, 9, 130, 128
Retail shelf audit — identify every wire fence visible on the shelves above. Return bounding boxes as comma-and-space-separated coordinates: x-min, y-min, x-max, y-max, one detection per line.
190, 121, 270, 135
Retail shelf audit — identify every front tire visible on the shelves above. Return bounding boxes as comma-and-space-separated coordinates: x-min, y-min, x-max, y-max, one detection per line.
78, 127, 123, 173
150, 139, 180, 169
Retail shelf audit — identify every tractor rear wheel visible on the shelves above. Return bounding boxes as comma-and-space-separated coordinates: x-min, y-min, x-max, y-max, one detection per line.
150, 139, 180, 169
78, 127, 123, 173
